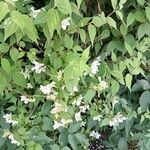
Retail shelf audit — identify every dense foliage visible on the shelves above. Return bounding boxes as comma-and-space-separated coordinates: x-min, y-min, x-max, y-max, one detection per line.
0, 0, 150, 149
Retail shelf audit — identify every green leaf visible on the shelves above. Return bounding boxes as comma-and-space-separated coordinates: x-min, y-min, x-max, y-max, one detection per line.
75, 133, 89, 148
134, 11, 145, 22
111, 80, 119, 95
4, 18, 18, 41
69, 123, 81, 133
50, 144, 60, 150
13, 72, 27, 88
11, 10, 25, 31
118, 137, 128, 150
137, 0, 145, 5
79, 29, 86, 43
42, 117, 53, 131
92, 16, 105, 27
68, 134, 79, 150
1, 58, 11, 73
146, 7, 150, 22
0, 74, 7, 91
0, 2, 10, 22
127, 13, 135, 27
139, 91, 150, 111
47, 8, 60, 38
77, 0, 82, 8
0, 43, 10, 53
125, 74, 132, 90
55, 0, 72, 14
111, 0, 118, 9
84, 89, 96, 104
62, 147, 71, 150
106, 16, 117, 29
23, 15, 38, 43
9, 48, 19, 62
88, 24, 96, 46
59, 132, 68, 147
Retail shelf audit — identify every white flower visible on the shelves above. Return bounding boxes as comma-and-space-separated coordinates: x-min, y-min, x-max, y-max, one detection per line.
94, 77, 108, 91
20, 96, 35, 104
72, 95, 83, 106
30, 7, 41, 18
51, 101, 65, 115
61, 17, 71, 30
3, 131, 20, 146
79, 105, 89, 113
109, 112, 127, 127
21, 68, 30, 79
112, 96, 119, 108
31, 61, 46, 74
46, 91, 58, 101
73, 85, 78, 92
90, 131, 101, 139
2, 131, 11, 138
3, 114, 18, 125
75, 111, 82, 122
8, 134, 20, 146
53, 119, 72, 130
91, 57, 101, 74
57, 70, 63, 81
80, 121, 86, 127
53, 121, 63, 130
40, 82, 56, 95
93, 115, 102, 122
27, 83, 33, 89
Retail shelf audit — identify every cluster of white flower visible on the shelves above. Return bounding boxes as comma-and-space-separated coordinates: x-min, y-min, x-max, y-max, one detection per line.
3, 131, 20, 146
94, 77, 108, 91
40, 82, 58, 101
21, 68, 30, 79
90, 131, 101, 139
109, 112, 127, 127
112, 96, 119, 108
31, 61, 46, 74
50, 101, 66, 116
53, 119, 73, 130
3, 114, 18, 125
93, 115, 102, 122
20, 96, 35, 104
29, 7, 41, 18
73, 95, 90, 122
61, 17, 71, 30
91, 57, 101, 75
57, 70, 63, 81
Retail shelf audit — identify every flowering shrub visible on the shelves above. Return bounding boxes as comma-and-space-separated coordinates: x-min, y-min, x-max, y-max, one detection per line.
0, 0, 150, 149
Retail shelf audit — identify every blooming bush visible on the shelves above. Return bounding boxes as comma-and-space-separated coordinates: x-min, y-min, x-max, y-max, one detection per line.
0, 0, 150, 149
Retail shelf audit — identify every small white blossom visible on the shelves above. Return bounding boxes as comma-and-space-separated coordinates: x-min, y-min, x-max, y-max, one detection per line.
73, 85, 78, 92
75, 111, 82, 122
72, 95, 83, 106
2, 131, 20, 146
53, 121, 63, 130
79, 105, 89, 113
94, 77, 108, 91
21, 68, 30, 79
8, 134, 20, 146
27, 83, 33, 89
53, 119, 72, 130
31, 61, 46, 74
112, 96, 119, 108
109, 112, 127, 127
61, 17, 71, 30
93, 115, 102, 122
46, 91, 58, 101
20, 96, 35, 104
51, 101, 65, 115
80, 121, 86, 127
57, 70, 63, 81
30, 7, 41, 18
91, 57, 101, 75
3, 114, 18, 125
90, 131, 101, 139
40, 82, 56, 95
